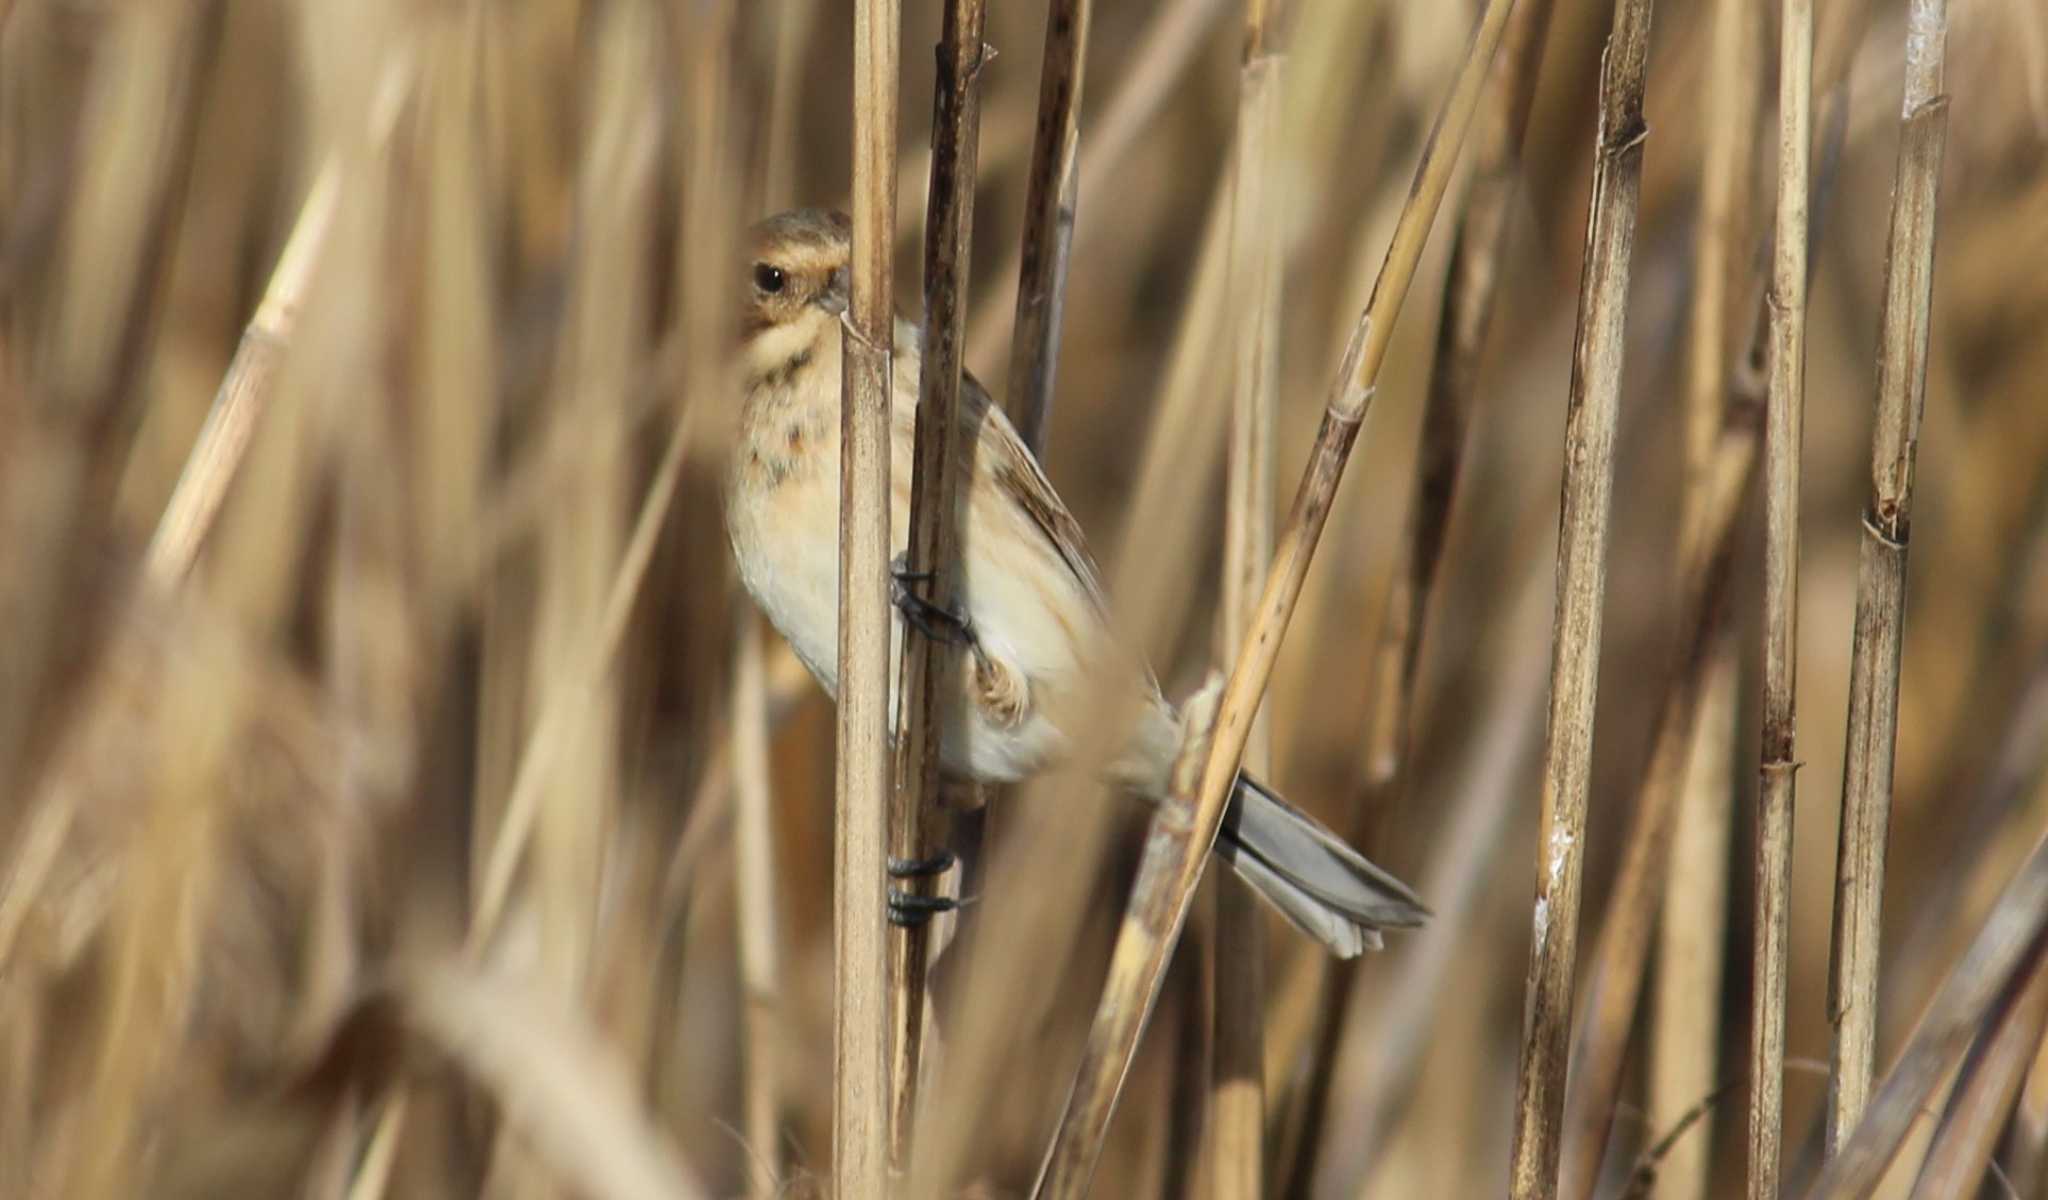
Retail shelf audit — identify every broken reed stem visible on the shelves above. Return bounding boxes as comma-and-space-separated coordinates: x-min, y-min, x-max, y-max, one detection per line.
1212, 3, 1282, 1194
1826, 0, 1949, 1151
731, 614, 783, 1200
1002, 0, 1091, 454
1659, 1, 1757, 1196
1755, 0, 1813, 1188
1276, 0, 1558, 1186
1907, 948, 2048, 1198
145, 57, 414, 586
1812, 831, 2048, 1197
1556, 412, 1759, 1200
1504, 0, 1657, 1193
1028, 2, 1521, 1193
887, 0, 987, 1170
838, 2, 901, 1196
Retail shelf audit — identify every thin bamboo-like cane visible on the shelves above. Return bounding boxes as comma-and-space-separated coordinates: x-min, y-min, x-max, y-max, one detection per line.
1555, 404, 1759, 1199
838, 0, 901, 1194
887, 0, 987, 1170
1002, 0, 1092, 454
1211, 3, 1283, 1195
1274, 0, 1558, 1185
1504, 0, 1657, 1193
1826, 0, 1950, 1151
1754, 0, 1814, 1190
1028, 3, 1521, 1194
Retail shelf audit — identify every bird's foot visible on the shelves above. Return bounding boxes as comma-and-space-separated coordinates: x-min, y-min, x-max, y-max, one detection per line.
891, 552, 973, 646
888, 849, 960, 929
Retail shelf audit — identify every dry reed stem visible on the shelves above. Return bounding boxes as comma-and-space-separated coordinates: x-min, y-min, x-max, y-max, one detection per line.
144, 55, 411, 586
1907, 948, 2048, 1197
1810, 829, 2048, 1197
1657, 2, 1759, 1195
1555, 407, 1758, 1199
1211, 3, 1283, 1194
838, 2, 901, 1194
887, 0, 987, 1169
1826, 0, 1950, 1152
731, 615, 783, 1200
1276, 0, 1558, 1183
1505, 0, 1657, 1193
1002, 0, 1091, 452
1031, 2, 1521, 1192
1754, 0, 1814, 1190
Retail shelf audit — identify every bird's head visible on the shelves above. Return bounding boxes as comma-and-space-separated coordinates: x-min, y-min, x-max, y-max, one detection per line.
740, 208, 852, 378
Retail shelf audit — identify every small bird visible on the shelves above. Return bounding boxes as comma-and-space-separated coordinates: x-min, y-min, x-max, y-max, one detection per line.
724, 208, 1426, 956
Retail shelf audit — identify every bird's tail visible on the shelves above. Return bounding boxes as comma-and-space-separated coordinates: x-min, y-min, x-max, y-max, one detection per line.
1215, 772, 1429, 958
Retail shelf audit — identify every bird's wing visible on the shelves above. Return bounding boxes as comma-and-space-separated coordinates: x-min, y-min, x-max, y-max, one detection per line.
962, 372, 1114, 622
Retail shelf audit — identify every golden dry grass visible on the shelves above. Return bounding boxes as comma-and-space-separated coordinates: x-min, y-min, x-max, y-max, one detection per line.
2, 0, 2047, 1197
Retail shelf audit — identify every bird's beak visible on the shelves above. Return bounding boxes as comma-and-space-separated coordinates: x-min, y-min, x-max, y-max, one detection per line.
816, 265, 850, 316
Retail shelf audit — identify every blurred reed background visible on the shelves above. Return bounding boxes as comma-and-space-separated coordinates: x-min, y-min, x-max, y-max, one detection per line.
0, 0, 2045, 1196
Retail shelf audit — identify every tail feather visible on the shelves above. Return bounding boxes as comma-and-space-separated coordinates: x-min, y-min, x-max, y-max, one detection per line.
1215, 772, 1428, 959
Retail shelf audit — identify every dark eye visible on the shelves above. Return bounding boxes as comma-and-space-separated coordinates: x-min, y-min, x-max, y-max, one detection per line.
753, 263, 786, 294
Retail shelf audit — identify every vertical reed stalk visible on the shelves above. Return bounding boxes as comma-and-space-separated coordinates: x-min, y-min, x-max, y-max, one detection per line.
1275, 0, 1558, 1185
1826, 0, 1949, 1151
1030, 3, 1521, 1192
1554, 400, 1757, 1200
1505, 0, 1656, 1193
1755, 0, 1813, 1188
838, 1, 900, 1194
1657, 2, 1758, 1195
888, 0, 987, 1170
1212, 3, 1283, 1195
731, 614, 783, 1200
1002, 0, 1091, 453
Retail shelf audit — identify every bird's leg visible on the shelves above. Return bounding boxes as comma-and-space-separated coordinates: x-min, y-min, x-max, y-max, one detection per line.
890, 551, 974, 646
888, 848, 960, 928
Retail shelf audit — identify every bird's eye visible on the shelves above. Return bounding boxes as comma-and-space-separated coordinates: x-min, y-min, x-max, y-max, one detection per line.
753, 263, 787, 295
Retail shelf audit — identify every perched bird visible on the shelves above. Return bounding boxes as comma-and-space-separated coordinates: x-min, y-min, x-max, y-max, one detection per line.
724, 208, 1426, 956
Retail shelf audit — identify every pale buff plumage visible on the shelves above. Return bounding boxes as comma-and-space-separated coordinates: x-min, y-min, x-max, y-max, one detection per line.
724, 209, 1426, 956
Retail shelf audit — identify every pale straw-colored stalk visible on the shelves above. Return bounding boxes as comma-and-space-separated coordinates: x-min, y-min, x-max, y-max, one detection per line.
837, 0, 902, 1194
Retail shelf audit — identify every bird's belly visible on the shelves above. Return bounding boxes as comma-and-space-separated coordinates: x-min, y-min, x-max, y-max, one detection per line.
727, 473, 844, 695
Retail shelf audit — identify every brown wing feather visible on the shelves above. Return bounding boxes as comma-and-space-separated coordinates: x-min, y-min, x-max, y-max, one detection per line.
960, 372, 1113, 619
